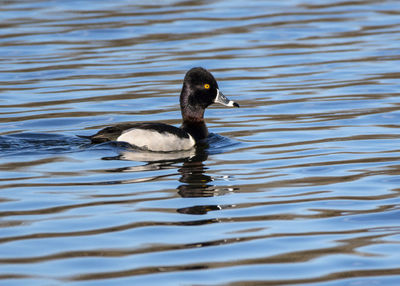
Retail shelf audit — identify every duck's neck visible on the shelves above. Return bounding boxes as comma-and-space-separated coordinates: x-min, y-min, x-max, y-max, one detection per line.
180, 85, 209, 141
181, 117, 208, 141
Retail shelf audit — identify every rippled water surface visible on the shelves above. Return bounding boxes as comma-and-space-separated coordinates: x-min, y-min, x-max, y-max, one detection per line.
2, 0, 400, 285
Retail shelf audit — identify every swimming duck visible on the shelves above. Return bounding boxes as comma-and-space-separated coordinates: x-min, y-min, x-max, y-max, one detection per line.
85, 67, 239, 152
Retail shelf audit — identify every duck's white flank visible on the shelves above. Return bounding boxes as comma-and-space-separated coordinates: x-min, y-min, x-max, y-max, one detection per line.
117, 128, 195, 152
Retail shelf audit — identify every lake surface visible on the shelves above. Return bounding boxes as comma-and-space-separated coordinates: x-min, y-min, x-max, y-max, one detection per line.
1, 0, 400, 285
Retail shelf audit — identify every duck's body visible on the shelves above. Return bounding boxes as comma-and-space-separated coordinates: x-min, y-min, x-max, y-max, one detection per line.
86, 67, 239, 152
88, 122, 196, 152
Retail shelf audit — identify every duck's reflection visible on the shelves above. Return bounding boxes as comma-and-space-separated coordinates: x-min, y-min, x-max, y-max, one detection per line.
176, 155, 237, 214
177, 159, 235, 198
103, 144, 238, 215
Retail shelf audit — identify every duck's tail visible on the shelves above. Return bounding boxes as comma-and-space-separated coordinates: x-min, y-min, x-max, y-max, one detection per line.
77, 134, 92, 141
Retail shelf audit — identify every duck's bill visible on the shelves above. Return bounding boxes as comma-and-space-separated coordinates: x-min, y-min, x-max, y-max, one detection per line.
214, 89, 239, 108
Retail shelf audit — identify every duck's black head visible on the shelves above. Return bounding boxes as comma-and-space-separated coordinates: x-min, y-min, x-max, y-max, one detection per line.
180, 67, 239, 121
179, 67, 239, 141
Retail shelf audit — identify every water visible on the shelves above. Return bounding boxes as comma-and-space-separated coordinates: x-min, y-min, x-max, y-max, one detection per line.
1, 0, 400, 285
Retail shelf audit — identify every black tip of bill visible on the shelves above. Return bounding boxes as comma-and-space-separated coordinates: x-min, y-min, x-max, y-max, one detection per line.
215, 89, 240, 108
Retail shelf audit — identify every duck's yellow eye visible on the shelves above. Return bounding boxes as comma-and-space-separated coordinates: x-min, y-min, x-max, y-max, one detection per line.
204, 84, 210, 89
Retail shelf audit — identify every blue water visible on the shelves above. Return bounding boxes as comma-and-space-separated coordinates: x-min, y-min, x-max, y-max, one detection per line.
1, 0, 400, 285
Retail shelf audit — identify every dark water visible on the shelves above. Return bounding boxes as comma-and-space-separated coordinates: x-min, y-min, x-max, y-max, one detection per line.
1, 0, 400, 285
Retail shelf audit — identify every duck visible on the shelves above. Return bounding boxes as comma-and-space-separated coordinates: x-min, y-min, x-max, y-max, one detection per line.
84, 67, 239, 152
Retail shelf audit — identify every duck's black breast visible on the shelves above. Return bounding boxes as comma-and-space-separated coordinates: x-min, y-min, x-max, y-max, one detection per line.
89, 122, 196, 152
